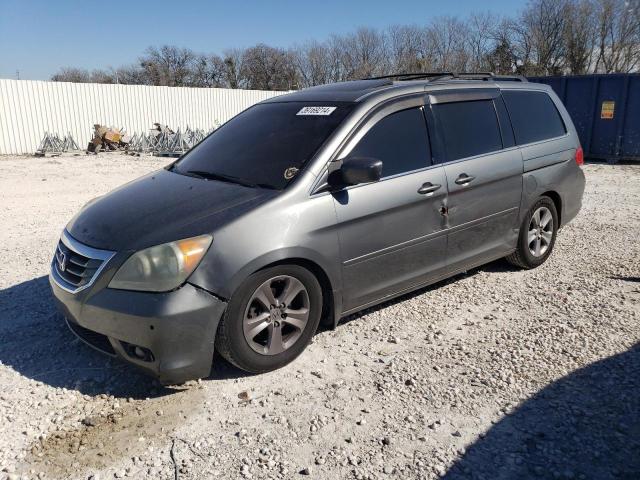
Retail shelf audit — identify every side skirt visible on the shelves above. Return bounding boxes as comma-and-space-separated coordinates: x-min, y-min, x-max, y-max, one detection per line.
335, 248, 515, 325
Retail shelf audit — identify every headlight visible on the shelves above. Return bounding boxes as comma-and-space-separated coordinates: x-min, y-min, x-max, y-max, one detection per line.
109, 235, 212, 292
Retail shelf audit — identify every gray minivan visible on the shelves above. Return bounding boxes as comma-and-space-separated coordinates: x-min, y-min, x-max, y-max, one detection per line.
50, 73, 585, 384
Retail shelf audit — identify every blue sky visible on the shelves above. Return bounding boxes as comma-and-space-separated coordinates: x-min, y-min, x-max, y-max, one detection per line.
0, 0, 527, 80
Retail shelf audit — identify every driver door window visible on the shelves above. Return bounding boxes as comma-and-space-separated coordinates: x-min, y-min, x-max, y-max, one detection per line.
347, 107, 431, 178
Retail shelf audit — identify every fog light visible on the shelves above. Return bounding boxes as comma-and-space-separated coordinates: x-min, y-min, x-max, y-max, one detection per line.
121, 342, 155, 362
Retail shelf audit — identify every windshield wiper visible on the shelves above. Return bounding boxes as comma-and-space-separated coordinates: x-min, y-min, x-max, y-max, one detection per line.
171, 166, 278, 190
182, 170, 259, 188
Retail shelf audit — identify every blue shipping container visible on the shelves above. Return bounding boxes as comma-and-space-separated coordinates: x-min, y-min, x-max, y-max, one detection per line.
529, 74, 640, 163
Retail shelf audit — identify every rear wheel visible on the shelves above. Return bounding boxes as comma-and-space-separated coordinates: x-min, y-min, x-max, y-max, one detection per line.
215, 265, 322, 373
506, 196, 558, 269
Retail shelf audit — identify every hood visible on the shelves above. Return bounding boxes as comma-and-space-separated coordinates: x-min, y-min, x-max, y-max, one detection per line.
67, 169, 278, 251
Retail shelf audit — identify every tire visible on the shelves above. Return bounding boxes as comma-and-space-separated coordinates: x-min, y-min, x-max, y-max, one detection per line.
506, 196, 559, 269
215, 265, 323, 373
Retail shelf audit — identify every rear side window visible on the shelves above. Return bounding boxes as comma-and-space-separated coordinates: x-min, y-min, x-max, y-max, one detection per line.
432, 100, 503, 161
348, 107, 431, 178
502, 90, 566, 145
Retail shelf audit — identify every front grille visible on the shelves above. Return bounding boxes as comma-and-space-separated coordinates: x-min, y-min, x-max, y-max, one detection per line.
54, 241, 103, 288
51, 231, 115, 293
66, 318, 116, 355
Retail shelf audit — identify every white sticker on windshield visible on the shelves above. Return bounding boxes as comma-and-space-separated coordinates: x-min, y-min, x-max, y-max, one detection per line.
297, 106, 337, 116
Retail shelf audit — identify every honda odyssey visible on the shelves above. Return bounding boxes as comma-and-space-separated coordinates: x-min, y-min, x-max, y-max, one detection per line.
50, 73, 586, 384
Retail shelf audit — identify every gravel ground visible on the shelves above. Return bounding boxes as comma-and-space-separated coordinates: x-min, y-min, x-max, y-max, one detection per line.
0, 153, 638, 480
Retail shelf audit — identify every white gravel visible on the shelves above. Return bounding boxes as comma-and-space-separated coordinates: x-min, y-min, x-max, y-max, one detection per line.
0, 153, 638, 480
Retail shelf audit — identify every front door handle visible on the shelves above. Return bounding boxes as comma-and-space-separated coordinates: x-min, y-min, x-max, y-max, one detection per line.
417, 182, 441, 195
455, 173, 476, 185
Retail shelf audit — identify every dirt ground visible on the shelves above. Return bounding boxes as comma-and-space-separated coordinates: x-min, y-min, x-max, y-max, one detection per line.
0, 153, 638, 480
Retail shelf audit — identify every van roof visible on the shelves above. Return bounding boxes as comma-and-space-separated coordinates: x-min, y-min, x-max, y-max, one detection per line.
262, 73, 550, 104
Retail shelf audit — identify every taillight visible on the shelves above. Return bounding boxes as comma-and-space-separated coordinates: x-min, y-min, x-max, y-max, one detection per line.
575, 146, 584, 166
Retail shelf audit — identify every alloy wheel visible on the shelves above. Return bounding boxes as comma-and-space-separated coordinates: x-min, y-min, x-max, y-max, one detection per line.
528, 206, 554, 257
243, 275, 310, 355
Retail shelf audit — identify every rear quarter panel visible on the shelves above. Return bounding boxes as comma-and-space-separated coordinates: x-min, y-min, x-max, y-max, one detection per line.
512, 85, 586, 227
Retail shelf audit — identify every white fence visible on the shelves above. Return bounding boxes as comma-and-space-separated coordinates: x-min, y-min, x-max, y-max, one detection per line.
0, 79, 286, 155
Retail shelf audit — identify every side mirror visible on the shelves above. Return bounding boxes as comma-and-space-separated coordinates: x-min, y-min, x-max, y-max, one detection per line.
328, 157, 383, 188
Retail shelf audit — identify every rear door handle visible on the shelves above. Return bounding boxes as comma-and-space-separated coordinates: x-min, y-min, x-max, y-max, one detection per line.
455, 173, 476, 185
417, 182, 441, 195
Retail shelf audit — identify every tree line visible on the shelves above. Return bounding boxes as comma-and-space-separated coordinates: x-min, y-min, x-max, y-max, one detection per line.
52, 0, 640, 90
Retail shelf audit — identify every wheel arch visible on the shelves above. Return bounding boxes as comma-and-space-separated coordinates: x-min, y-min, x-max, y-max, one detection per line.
540, 190, 562, 226
219, 247, 341, 329
257, 258, 337, 329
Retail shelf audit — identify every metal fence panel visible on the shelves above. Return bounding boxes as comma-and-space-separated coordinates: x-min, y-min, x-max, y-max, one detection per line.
0, 79, 286, 155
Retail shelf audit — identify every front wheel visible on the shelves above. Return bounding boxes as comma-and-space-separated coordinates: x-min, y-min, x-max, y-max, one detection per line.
215, 265, 323, 373
506, 196, 559, 269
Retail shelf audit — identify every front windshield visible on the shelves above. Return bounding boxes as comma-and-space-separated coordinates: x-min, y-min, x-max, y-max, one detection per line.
173, 101, 355, 190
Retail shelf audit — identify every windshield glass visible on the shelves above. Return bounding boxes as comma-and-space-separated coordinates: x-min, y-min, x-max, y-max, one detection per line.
173, 101, 355, 190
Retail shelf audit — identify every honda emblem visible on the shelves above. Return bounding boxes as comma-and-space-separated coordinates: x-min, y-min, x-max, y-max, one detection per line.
58, 252, 67, 272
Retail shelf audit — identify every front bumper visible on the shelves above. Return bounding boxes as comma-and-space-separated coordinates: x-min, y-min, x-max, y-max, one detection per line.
50, 274, 227, 385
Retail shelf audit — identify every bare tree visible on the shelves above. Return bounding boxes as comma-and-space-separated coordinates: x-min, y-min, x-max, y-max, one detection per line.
333, 27, 388, 80
51, 67, 119, 83
564, 0, 599, 74
189, 54, 228, 87
466, 12, 499, 71
50, 2, 639, 89
509, 15, 535, 74
51, 67, 92, 83
594, 0, 640, 72
387, 25, 432, 73
139, 46, 196, 86
487, 18, 519, 74
518, 0, 570, 75
241, 44, 297, 90
114, 64, 150, 85
220, 48, 244, 89
426, 17, 469, 71
293, 40, 340, 87
89, 69, 116, 84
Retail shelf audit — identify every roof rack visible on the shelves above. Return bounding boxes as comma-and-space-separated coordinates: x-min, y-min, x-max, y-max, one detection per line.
364, 72, 528, 83
366, 72, 453, 80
